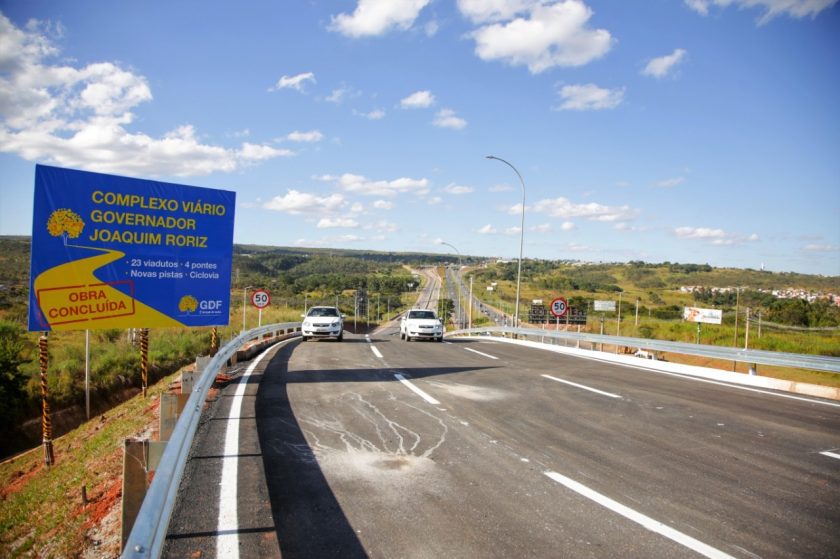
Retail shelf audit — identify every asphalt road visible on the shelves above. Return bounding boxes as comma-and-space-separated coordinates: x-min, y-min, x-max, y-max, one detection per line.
164, 327, 840, 558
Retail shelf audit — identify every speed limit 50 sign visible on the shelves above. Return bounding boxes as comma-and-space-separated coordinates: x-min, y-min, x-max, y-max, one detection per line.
550, 296, 568, 317
251, 289, 270, 309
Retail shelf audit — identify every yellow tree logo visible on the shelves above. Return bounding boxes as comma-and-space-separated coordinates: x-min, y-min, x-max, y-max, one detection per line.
47, 208, 85, 244
179, 295, 198, 313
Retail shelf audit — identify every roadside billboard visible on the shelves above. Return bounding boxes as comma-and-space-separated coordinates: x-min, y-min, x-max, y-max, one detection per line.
594, 300, 616, 312
28, 165, 236, 331
683, 306, 723, 325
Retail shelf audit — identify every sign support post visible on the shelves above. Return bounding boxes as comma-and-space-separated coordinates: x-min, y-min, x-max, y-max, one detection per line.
39, 333, 54, 467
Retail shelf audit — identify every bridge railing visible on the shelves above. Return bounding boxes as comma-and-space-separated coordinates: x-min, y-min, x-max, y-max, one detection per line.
122, 322, 300, 559
450, 326, 840, 374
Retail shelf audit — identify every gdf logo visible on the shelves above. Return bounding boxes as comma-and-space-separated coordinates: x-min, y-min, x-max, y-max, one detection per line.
200, 300, 223, 311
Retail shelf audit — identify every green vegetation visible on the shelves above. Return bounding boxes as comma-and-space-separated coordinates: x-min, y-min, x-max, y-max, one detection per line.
0, 238, 449, 455
3, 237, 839, 455
466, 259, 840, 384
0, 367, 182, 558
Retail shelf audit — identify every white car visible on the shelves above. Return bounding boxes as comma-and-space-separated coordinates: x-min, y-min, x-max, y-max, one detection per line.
301, 306, 344, 341
400, 308, 444, 342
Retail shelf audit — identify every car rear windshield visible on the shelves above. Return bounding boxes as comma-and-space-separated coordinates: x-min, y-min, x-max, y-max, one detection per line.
409, 310, 436, 319
309, 307, 339, 317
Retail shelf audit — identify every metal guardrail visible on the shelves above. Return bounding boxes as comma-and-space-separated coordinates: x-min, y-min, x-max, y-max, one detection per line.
450, 326, 840, 374
121, 322, 300, 559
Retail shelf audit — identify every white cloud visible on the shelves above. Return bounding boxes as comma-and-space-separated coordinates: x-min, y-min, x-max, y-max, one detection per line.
675, 226, 760, 245
505, 226, 522, 235
400, 90, 436, 109
803, 243, 839, 252
443, 183, 474, 194
433, 108, 467, 129
528, 196, 639, 222
457, 0, 538, 23
329, 0, 431, 37
238, 142, 295, 161
317, 217, 359, 229
477, 224, 498, 234
554, 83, 624, 111
263, 190, 345, 215
684, 0, 837, 23
655, 176, 686, 188
336, 234, 364, 243
324, 173, 430, 197
531, 223, 553, 233
285, 130, 324, 143
354, 108, 386, 120
642, 48, 687, 78
365, 220, 399, 232
271, 72, 315, 92
561, 221, 576, 231
373, 200, 394, 209
427, 196, 442, 205
469, 1, 613, 74
0, 16, 289, 176
489, 183, 513, 192
325, 84, 361, 104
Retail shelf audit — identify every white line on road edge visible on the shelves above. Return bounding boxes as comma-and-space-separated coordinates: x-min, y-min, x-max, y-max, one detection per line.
542, 374, 621, 399
544, 471, 736, 559
218, 346, 275, 559
394, 373, 440, 405
464, 347, 499, 360
820, 450, 840, 460
371, 345, 383, 359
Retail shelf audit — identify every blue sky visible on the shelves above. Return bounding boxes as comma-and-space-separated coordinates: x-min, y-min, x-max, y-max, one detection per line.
1, 0, 838, 276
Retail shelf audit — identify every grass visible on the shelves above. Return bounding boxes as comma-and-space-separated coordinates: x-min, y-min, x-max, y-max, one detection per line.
0, 367, 181, 558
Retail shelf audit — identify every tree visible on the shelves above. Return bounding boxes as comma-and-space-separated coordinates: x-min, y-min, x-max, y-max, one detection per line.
0, 320, 31, 425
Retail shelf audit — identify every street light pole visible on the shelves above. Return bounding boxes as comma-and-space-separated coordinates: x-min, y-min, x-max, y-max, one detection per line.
440, 241, 462, 328
486, 155, 525, 328
242, 286, 253, 333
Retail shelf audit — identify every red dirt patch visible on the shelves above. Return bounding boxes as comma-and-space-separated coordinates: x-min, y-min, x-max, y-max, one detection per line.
0, 460, 42, 500
81, 480, 123, 531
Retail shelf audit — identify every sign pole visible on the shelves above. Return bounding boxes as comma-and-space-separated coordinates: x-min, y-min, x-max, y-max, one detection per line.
140, 328, 149, 398
85, 329, 90, 420
39, 333, 55, 466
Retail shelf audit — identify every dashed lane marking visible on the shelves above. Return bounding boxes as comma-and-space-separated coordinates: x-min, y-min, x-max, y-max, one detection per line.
544, 470, 736, 559
464, 347, 499, 360
542, 374, 621, 399
394, 373, 440, 405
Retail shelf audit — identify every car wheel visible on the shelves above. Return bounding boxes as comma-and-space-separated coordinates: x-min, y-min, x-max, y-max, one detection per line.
301, 336, 308, 342
337, 333, 343, 342
437, 336, 443, 342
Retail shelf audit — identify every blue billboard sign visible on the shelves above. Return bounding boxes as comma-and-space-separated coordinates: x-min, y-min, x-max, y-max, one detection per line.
28, 165, 236, 331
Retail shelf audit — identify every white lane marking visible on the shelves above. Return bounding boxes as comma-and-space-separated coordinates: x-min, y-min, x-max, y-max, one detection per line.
371, 345, 383, 359
218, 346, 275, 558
365, 334, 371, 342
394, 373, 440, 405
544, 471, 736, 559
820, 450, 840, 460
542, 374, 621, 399
464, 347, 499, 360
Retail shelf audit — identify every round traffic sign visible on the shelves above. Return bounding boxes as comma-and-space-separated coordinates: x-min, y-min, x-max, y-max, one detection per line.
550, 296, 568, 317
251, 289, 270, 309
